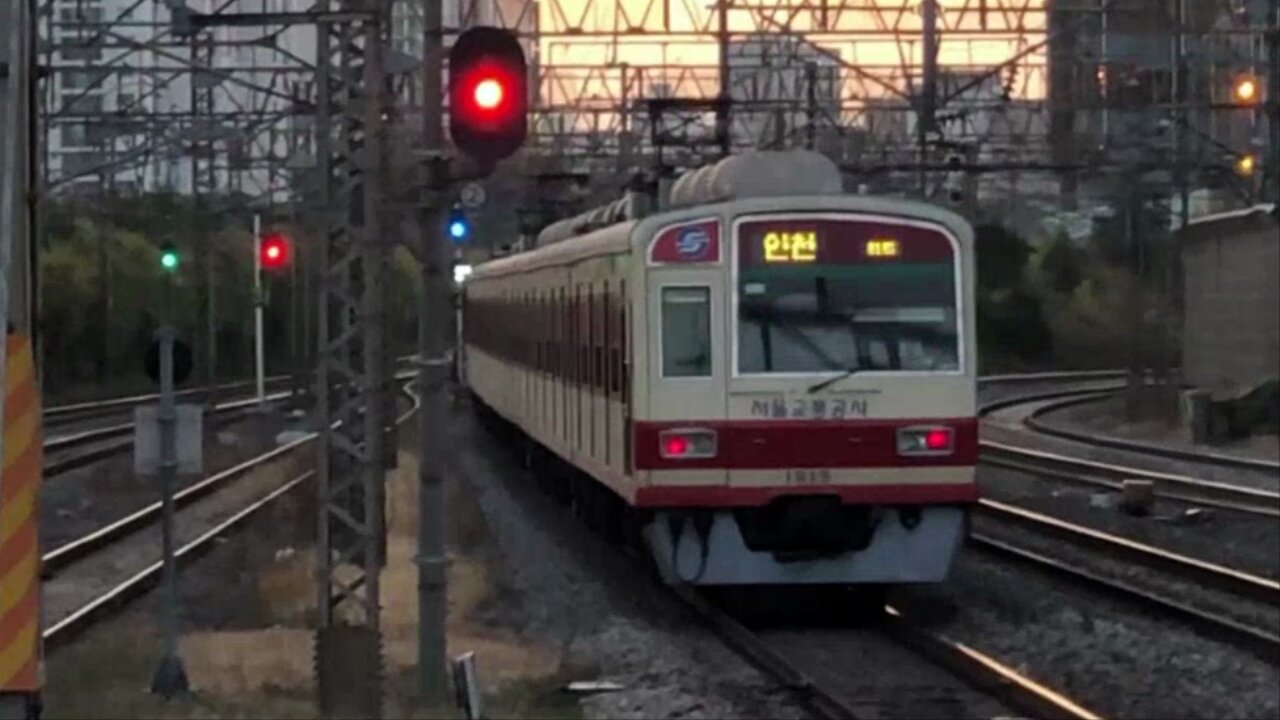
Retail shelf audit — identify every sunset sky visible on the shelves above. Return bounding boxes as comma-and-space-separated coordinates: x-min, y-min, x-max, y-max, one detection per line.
531, 0, 1050, 105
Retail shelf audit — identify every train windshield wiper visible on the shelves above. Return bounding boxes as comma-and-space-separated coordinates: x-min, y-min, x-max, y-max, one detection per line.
807, 364, 859, 394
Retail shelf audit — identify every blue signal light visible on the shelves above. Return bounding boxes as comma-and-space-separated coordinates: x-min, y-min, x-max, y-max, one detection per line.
449, 220, 468, 240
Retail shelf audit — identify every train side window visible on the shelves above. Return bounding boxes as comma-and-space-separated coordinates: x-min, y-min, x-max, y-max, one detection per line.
660, 286, 712, 378
609, 291, 623, 396
620, 280, 629, 401
603, 288, 613, 395
593, 284, 605, 392
587, 287, 596, 390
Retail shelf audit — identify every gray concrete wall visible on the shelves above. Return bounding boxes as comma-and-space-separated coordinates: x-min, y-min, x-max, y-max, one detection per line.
1180, 207, 1280, 397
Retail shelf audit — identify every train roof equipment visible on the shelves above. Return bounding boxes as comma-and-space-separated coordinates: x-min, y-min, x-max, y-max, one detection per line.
535, 149, 845, 248
667, 149, 843, 208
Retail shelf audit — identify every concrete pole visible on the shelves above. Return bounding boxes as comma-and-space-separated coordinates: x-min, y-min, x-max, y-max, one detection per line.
150, 325, 190, 697
253, 213, 266, 409
417, 0, 449, 706
919, 0, 939, 197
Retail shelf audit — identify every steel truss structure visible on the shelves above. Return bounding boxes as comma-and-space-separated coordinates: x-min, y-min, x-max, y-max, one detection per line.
309, 4, 390, 716
36, 1, 393, 715
40, 1, 1278, 213
431, 0, 1275, 212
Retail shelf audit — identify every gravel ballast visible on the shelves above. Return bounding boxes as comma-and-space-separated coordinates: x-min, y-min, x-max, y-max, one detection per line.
41, 408, 293, 551
976, 461, 1280, 580
899, 550, 1280, 720
983, 396, 1280, 494
448, 404, 808, 720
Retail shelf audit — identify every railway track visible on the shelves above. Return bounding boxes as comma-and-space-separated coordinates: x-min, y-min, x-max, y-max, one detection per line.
689, 375, 1275, 720
41, 376, 422, 651
42, 373, 297, 427
682, 584, 1104, 720
43, 389, 295, 477
1023, 392, 1280, 475
971, 500, 1280, 664
979, 385, 1280, 517
41, 356, 420, 477
973, 385, 1280, 665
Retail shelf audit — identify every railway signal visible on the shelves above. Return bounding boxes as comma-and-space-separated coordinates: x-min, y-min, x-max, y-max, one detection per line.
448, 27, 528, 165
259, 232, 291, 272
159, 243, 180, 272
447, 206, 470, 243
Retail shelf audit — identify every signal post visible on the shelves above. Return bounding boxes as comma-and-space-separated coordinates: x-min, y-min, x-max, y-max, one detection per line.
416, 18, 527, 707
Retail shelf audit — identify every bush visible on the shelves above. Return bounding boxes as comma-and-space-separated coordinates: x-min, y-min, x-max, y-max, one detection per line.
974, 223, 1032, 293
977, 287, 1053, 363
1038, 231, 1085, 294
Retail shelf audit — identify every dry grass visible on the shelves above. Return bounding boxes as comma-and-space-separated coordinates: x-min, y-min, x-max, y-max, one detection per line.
45, 440, 580, 719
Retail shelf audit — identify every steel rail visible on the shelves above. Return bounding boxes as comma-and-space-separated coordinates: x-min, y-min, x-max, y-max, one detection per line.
969, 533, 1280, 665
41, 390, 295, 478
977, 499, 1280, 606
41, 378, 422, 650
976, 369, 1126, 385
675, 573, 1105, 720
1023, 392, 1280, 474
43, 473, 311, 652
973, 389, 1280, 662
42, 359, 421, 476
881, 606, 1104, 720
978, 388, 1280, 516
43, 374, 294, 422
42, 355, 419, 422
978, 450, 1280, 518
674, 586, 861, 719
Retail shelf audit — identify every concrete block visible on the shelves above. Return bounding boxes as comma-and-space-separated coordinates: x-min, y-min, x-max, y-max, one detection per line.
1119, 479, 1155, 517
1181, 389, 1212, 444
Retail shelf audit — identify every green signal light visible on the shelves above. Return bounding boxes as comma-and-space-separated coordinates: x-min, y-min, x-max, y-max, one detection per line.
160, 245, 179, 271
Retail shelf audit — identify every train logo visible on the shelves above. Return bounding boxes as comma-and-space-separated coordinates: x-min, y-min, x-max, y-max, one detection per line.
675, 227, 711, 259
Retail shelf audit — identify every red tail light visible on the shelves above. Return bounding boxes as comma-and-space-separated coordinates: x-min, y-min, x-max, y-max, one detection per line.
659, 428, 717, 459
897, 426, 955, 456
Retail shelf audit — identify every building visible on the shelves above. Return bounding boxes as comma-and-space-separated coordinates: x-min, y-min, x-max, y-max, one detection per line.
726, 35, 841, 149
43, 0, 318, 197
1179, 203, 1279, 400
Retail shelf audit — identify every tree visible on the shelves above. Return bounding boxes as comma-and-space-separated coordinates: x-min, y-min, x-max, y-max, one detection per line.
39, 193, 424, 402
1039, 231, 1085, 294
977, 287, 1053, 363
974, 223, 1032, 293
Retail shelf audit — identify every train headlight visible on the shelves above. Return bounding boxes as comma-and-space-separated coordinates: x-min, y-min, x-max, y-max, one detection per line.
659, 428, 717, 459
896, 426, 954, 456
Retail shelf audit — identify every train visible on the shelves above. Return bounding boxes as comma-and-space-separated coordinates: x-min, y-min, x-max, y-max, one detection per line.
460, 150, 977, 599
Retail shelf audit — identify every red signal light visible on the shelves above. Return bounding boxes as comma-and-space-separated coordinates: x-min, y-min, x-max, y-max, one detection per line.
449, 27, 528, 165
473, 77, 504, 110
259, 233, 290, 271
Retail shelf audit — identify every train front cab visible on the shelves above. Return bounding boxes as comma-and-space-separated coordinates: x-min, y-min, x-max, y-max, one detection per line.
633, 198, 978, 587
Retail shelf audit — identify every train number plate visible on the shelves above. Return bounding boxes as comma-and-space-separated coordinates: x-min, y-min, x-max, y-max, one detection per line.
785, 468, 832, 485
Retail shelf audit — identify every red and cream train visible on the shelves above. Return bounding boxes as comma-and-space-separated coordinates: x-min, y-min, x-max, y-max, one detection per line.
461, 150, 977, 589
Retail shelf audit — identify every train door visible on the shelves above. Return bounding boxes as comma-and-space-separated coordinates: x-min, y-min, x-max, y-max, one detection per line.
645, 268, 728, 486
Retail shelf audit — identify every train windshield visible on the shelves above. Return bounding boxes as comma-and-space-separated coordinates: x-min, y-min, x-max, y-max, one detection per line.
735, 217, 960, 375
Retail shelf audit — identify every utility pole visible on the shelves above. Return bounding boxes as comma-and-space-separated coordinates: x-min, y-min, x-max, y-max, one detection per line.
919, 0, 939, 197
715, 0, 731, 156
149, 326, 190, 698
191, 33, 219, 413
1269, 2, 1280, 201
417, 0, 450, 705
253, 213, 266, 409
